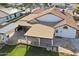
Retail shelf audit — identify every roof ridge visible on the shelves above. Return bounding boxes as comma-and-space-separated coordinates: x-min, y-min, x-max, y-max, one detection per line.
0, 9, 9, 15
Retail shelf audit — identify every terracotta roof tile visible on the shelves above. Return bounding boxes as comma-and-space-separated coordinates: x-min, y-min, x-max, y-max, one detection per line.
32, 9, 44, 14
20, 7, 66, 21
25, 24, 55, 39
54, 14, 79, 30
20, 7, 79, 30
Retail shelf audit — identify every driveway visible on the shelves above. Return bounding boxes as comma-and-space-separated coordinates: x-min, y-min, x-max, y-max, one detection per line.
53, 38, 75, 52
68, 38, 79, 52
7, 30, 26, 45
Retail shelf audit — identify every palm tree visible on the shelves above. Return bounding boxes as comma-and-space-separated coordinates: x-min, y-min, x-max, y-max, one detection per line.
73, 4, 79, 15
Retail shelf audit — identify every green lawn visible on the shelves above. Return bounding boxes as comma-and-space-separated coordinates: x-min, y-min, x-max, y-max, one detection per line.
0, 45, 16, 56
7, 44, 29, 56
0, 44, 73, 56
25, 46, 59, 56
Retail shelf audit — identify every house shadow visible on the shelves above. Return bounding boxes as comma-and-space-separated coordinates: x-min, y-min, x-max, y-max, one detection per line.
24, 45, 59, 56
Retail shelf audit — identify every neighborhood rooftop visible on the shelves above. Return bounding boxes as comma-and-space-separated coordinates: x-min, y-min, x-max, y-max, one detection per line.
32, 8, 44, 14
19, 7, 67, 22
0, 8, 20, 15
0, 23, 18, 33
15, 21, 32, 26
0, 7, 79, 33
19, 7, 79, 30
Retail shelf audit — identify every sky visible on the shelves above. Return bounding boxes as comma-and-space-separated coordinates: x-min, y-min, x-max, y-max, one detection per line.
0, 0, 79, 3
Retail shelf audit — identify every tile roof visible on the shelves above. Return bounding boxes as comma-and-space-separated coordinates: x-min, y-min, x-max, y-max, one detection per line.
54, 12, 79, 30
25, 24, 55, 39
13, 7, 79, 31
0, 23, 18, 33
19, 7, 66, 22
32, 8, 44, 14
15, 21, 32, 26
0, 8, 20, 15
20, 14, 38, 21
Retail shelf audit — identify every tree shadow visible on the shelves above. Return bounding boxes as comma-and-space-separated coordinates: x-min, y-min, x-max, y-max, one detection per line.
0, 45, 16, 53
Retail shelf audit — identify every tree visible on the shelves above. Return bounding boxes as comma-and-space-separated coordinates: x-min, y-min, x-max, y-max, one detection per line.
74, 5, 79, 14
0, 3, 10, 8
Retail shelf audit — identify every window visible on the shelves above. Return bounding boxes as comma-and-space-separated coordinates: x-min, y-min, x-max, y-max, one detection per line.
56, 30, 58, 33
63, 26, 68, 29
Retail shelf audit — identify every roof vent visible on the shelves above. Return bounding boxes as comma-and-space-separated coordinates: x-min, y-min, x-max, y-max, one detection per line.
60, 9, 65, 15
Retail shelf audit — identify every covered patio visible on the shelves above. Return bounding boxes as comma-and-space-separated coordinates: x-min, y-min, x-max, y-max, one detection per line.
24, 24, 55, 48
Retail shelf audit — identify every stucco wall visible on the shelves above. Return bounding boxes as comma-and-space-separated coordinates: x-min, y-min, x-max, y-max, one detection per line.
55, 25, 76, 38
0, 12, 21, 24
0, 17, 7, 23
26, 36, 52, 48
37, 14, 63, 22
27, 36, 39, 46
40, 38, 52, 47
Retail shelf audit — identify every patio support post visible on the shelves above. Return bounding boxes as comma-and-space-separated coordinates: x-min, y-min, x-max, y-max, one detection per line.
3, 33, 8, 44
25, 36, 28, 44
38, 38, 40, 46
51, 39, 53, 46
0, 34, 3, 43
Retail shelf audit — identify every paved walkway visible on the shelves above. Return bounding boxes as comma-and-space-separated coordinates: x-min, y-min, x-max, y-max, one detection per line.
68, 38, 79, 52
7, 30, 26, 45
53, 38, 75, 52
53, 38, 78, 55
53, 38, 79, 55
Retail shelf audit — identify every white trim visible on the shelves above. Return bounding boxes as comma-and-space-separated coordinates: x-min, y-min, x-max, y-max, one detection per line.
51, 39, 53, 46
38, 38, 40, 46
25, 36, 28, 44
3, 33, 8, 44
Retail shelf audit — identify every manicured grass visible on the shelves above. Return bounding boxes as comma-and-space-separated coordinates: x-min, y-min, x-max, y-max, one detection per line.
0, 45, 16, 53
7, 44, 28, 56
0, 54, 6, 56
0, 45, 16, 56
25, 46, 59, 56
0, 44, 73, 56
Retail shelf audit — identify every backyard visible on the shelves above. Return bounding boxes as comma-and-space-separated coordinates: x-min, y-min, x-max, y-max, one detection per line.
0, 44, 73, 56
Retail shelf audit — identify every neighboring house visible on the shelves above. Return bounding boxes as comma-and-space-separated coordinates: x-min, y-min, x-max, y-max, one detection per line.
21, 8, 31, 15
0, 7, 22, 24
0, 23, 18, 43
0, 20, 32, 44
0, 8, 21, 14
0, 10, 9, 18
